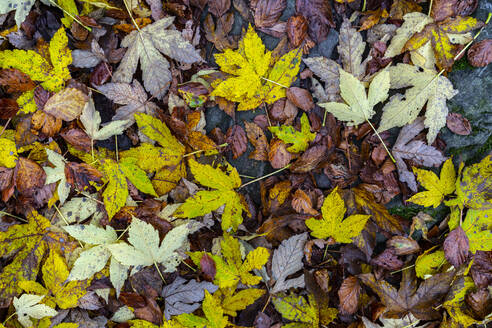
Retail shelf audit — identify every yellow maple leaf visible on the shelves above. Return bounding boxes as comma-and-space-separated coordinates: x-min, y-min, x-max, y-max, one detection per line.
407, 157, 456, 208
273, 293, 338, 327
268, 113, 316, 153
175, 290, 229, 328
189, 234, 269, 289
215, 287, 265, 317
306, 187, 371, 243
0, 138, 18, 168
0, 27, 72, 114
0, 211, 51, 299
19, 249, 88, 309
211, 24, 302, 111
174, 159, 246, 232
101, 158, 157, 220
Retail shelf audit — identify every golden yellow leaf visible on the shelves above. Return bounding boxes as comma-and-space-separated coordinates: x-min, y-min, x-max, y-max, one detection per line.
407, 157, 456, 208
215, 287, 265, 317
273, 293, 337, 327
0, 211, 51, 299
211, 24, 301, 111
415, 248, 446, 278
41, 249, 88, 309
43, 88, 88, 121
0, 138, 18, 168
306, 187, 371, 243
101, 159, 128, 220
176, 290, 229, 328
189, 234, 269, 289
174, 159, 246, 232
0, 27, 72, 115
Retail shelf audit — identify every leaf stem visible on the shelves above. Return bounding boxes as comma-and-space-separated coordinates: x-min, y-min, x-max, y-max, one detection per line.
2, 312, 16, 325
122, 0, 141, 32
428, 0, 433, 16
183, 143, 229, 157
362, 0, 367, 12
390, 264, 415, 274
260, 77, 288, 89
0, 211, 27, 222
116, 224, 130, 241
48, 0, 92, 31
366, 119, 396, 163
239, 164, 292, 189
54, 204, 84, 247
154, 262, 166, 283
263, 103, 272, 127
181, 260, 197, 272
0, 118, 11, 137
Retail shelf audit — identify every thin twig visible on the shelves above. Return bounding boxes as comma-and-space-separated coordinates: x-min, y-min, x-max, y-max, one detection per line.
154, 262, 166, 283
0, 211, 27, 222
116, 225, 130, 241
428, 0, 433, 16
239, 164, 291, 189
263, 103, 272, 127
366, 119, 396, 163
0, 118, 11, 137
260, 77, 289, 88
183, 143, 229, 157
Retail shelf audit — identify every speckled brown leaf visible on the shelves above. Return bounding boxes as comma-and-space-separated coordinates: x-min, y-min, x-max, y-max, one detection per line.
444, 226, 469, 268
430, 0, 456, 21
295, 0, 334, 42
15, 157, 46, 195
60, 128, 92, 153
269, 139, 292, 169
390, 0, 422, 20
470, 251, 492, 288
65, 162, 104, 192
43, 88, 88, 121
467, 39, 492, 67
456, 0, 478, 16
244, 121, 268, 161
286, 87, 314, 111
200, 253, 217, 281
371, 248, 403, 271
31, 110, 62, 137
226, 125, 247, 159
446, 112, 472, 135
465, 288, 492, 318
287, 15, 308, 47
253, 0, 286, 28
338, 276, 360, 315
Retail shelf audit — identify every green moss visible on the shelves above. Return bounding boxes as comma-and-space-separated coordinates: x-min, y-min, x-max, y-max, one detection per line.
452, 57, 474, 71
389, 204, 449, 222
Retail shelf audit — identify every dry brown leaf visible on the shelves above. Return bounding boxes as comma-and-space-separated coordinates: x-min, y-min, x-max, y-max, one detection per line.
31, 110, 62, 137
226, 125, 247, 159
444, 226, 469, 268
244, 121, 269, 161
390, 0, 422, 20
291, 189, 318, 215
208, 0, 231, 17
446, 112, 472, 135
15, 157, 46, 195
0, 98, 19, 119
252, 0, 286, 29
43, 88, 88, 121
269, 139, 292, 169
0, 68, 35, 93
467, 39, 492, 67
295, 0, 334, 42
338, 276, 360, 315
286, 87, 314, 111
287, 15, 308, 48
204, 13, 237, 51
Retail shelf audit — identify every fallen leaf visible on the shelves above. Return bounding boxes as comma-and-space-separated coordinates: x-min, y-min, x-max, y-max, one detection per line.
295, 0, 333, 42
407, 157, 456, 208
273, 293, 337, 327
371, 248, 403, 271
452, 155, 492, 210
175, 290, 229, 328
359, 268, 455, 320
15, 157, 46, 194
387, 236, 420, 255
226, 125, 247, 159
467, 39, 492, 67
174, 159, 246, 232
338, 276, 360, 315
268, 113, 316, 153
31, 110, 62, 137
389, 0, 422, 20
268, 138, 292, 169
286, 87, 314, 111
379, 64, 458, 143
43, 87, 88, 121
0, 138, 18, 168
444, 226, 469, 268
161, 277, 218, 320
287, 15, 308, 47
244, 121, 268, 161
392, 117, 447, 192
13, 294, 57, 328
319, 68, 389, 126
211, 24, 302, 111
338, 19, 366, 80
43, 149, 70, 204
0, 0, 37, 26
252, 0, 286, 29
112, 16, 202, 99
0, 68, 35, 93
97, 80, 159, 122
446, 112, 472, 135
204, 13, 236, 52
208, 0, 231, 17
80, 97, 129, 140
306, 187, 371, 243
271, 232, 308, 293
303, 56, 340, 102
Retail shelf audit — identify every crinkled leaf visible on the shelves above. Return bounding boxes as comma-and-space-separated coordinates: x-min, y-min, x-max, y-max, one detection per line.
271, 233, 307, 293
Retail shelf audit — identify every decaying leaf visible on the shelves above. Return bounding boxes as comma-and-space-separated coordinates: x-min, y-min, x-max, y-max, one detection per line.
161, 277, 218, 320
80, 97, 129, 140
273, 293, 338, 327
43, 149, 70, 204
175, 290, 229, 328
392, 117, 447, 191
306, 187, 371, 243
378, 64, 458, 143
112, 16, 202, 99
211, 24, 302, 111
271, 232, 307, 293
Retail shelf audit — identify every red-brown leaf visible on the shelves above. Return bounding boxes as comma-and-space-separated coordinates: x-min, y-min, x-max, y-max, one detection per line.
338, 276, 361, 315
226, 125, 247, 159
446, 112, 472, 135
444, 226, 469, 268
467, 39, 492, 68
287, 15, 308, 47
0, 98, 19, 119
286, 87, 314, 111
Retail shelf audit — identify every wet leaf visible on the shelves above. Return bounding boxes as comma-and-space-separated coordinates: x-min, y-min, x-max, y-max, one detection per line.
13, 294, 57, 328
271, 232, 307, 293
113, 17, 202, 99
444, 226, 469, 267
446, 112, 472, 136
295, 0, 333, 42
306, 187, 371, 243
467, 39, 492, 67
244, 121, 268, 161
80, 97, 129, 140
268, 113, 316, 153
338, 276, 360, 315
